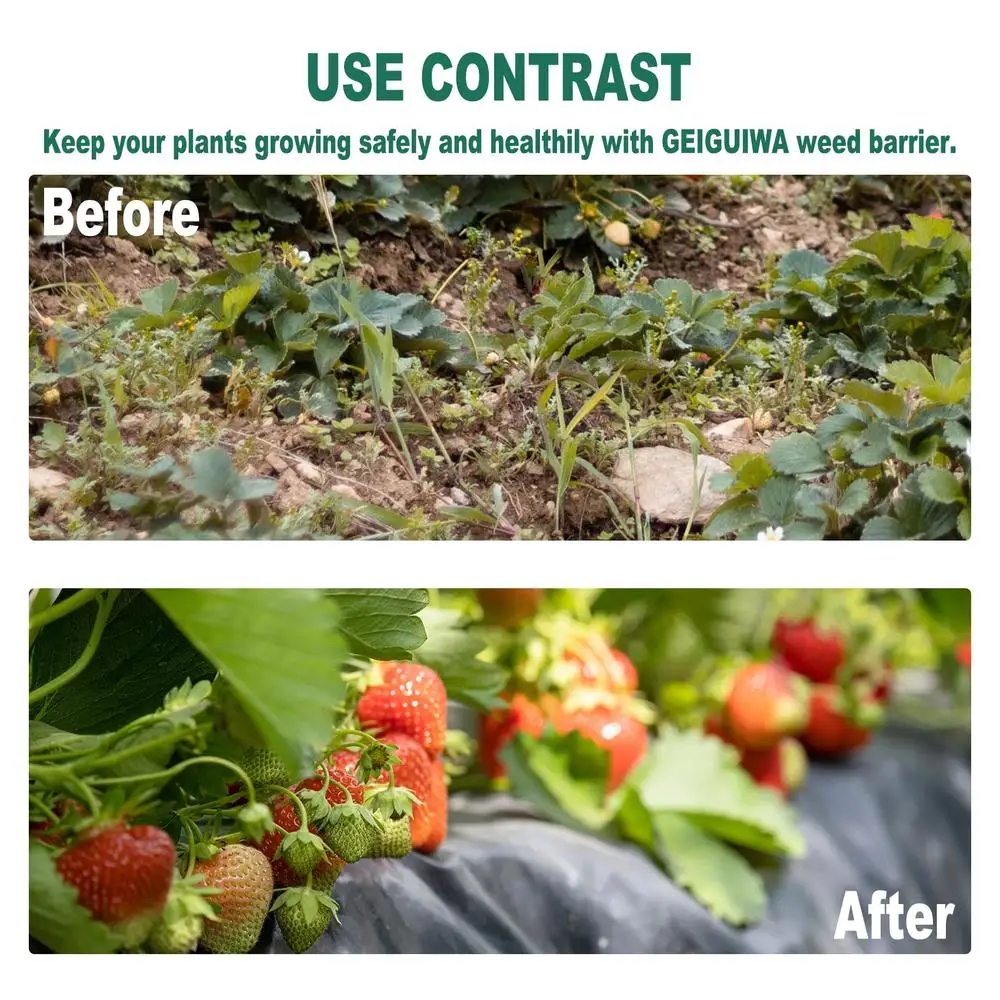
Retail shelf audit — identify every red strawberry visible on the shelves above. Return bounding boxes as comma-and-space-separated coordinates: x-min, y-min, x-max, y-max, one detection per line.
724, 662, 807, 749
801, 685, 874, 757
257, 800, 344, 889
773, 618, 845, 683
195, 845, 273, 954
357, 661, 448, 756
294, 770, 366, 808
30, 798, 85, 846
563, 704, 649, 792
927, 210, 944, 219
476, 589, 544, 628
703, 713, 735, 744
550, 636, 639, 694
479, 693, 546, 780
378, 731, 433, 846
55, 823, 176, 945
955, 640, 971, 671
740, 745, 786, 795
414, 758, 447, 853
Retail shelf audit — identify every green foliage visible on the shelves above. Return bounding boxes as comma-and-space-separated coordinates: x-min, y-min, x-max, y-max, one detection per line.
749, 215, 970, 373
148, 590, 346, 777
707, 354, 971, 540
502, 724, 804, 926
107, 447, 276, 538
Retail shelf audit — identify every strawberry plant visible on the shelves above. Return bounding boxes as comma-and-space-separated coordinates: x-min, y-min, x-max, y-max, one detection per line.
748, 215, 970, 373
706, 354, 971, 539
28, 588, 507, 953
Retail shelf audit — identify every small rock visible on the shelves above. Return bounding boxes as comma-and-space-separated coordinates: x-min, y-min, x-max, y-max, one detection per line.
103, 236, 142, 260
526, 461, 547, 477
610, 446, 730, 524
329, 483, 361, 502
119, 412, 146, 431
274, 469, 315, 513
449, 487, 471, 506
758, 227, 790, 254
265, 451, 289, 474
295, 460, 324, 487
29, 466, 71, 503
707, 417, 753, 442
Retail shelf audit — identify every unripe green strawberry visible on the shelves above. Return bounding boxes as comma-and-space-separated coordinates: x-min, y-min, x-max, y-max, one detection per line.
146, 873, 220, 955
370, 817, 412, 859
638, 218, 661, 240
240, 748, 290, 791
195, 845, 273, 954
272, 886, 339, 954
147, 912, 203, 954
321, 807, 379, 863
279, 828, 327, 878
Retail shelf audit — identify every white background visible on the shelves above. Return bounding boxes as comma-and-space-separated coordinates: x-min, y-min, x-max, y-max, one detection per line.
5, 0, 991, 985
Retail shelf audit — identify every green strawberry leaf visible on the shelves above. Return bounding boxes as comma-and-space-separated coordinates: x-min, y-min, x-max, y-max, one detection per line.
29, 842, 122, 954
500, 728, 612, 833
29, 590, 214, 733
149, 589, 346, 779
650, 811, 767, 926
614, 786, 767, 926
324, 588, 428, 659
631, 727, 805, 857
413, 607, 509, 711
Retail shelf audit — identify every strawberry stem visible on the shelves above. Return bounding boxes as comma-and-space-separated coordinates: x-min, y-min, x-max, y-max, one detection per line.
80, 755, 258, 807
180, 816, 201, 877
28, 588, 102, 632
263, 785, 310, 830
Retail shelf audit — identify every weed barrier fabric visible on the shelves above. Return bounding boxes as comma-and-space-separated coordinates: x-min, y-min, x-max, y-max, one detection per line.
263, 725, 969, 955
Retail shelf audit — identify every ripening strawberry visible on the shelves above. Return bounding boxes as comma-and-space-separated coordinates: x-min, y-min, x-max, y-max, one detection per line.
772, 618, 845, 684
479, 693, 547, 780
550, 636, 639, 694
195, 845, 274, 954
414, 758, 448, 853
724, 662, 807, 750
955, 640, 971, 671
476, 589, 544, 628
55, 823, 176, 946
564, 704, 649, 792
378, 731, 433, 846
800, 685, 876, 757
357, 661, 448, 756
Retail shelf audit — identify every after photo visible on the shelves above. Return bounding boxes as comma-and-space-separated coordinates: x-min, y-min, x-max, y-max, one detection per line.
28, 587, 970, 953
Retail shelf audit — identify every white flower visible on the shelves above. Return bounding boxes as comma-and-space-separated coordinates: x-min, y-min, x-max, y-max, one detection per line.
757, 525, 784, 541
296, 249, 311, 265
76, 303, 87, 316
964, 438, 971, 459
